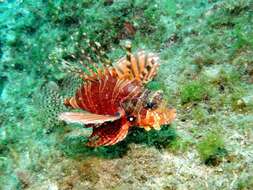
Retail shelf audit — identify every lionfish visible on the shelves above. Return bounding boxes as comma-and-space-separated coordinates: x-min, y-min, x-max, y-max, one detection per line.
59, 41, 176, 147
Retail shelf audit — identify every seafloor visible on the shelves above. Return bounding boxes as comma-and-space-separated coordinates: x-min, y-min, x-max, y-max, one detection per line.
0, 0, 253, 190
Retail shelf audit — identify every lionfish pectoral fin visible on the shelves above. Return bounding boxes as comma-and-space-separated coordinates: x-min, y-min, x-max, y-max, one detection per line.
58, 112, 121, 125
87, 121, 129, 147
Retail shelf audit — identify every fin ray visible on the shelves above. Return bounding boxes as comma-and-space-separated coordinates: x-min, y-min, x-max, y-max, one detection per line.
58, 112, 121, 125
115, 51, 160, 84
87, 119, 129, 147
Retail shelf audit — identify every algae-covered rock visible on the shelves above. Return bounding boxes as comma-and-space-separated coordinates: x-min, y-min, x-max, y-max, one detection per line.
237, 95, 253, 108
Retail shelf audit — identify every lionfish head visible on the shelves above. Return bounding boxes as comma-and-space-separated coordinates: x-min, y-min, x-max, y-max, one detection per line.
122, 90, 176, 131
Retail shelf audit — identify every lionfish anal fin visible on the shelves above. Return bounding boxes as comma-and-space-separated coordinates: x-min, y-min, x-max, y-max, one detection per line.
87, 119, 129, 147
58, 112, 121, 125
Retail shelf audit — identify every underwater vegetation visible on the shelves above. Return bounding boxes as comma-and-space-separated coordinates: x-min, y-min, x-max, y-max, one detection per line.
180, 80, 211, 104
197, 131, 228, 166
0, 0, 253, 189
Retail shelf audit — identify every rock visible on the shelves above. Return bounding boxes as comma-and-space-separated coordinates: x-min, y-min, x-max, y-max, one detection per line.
237, 95, 253, 107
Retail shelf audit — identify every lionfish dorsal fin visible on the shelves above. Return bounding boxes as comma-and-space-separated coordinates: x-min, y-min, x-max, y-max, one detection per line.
58, 111, 121, 125
115, 51, 160, 84
61, 35, 113, 82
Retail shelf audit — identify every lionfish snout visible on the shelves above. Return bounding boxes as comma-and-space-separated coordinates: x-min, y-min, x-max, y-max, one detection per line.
122, 89, 176, 131
163, 106, 177, 124
137, 104, 176, 131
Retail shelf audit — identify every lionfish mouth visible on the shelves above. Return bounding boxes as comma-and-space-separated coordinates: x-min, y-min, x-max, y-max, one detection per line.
139, 107, 176, 131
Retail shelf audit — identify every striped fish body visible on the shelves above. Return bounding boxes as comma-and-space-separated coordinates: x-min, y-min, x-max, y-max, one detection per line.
62, 70, 144, 146
64, 70, 143, 116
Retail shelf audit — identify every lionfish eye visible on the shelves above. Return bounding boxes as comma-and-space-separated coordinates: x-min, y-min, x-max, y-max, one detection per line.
127, 116, 136, 122
145, 102, 157, 110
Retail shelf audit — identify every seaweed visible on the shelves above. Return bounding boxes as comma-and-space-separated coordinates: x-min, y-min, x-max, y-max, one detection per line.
236, 175, 253, 190
180, 80, 212, 104
197, 131, 228, 166
59, 125, 177, 159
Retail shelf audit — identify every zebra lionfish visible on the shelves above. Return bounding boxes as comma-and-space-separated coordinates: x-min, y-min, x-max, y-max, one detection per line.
59, 42, 176, 147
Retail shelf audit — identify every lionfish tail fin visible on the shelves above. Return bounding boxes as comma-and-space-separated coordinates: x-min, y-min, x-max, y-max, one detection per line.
33, 81, 66, 127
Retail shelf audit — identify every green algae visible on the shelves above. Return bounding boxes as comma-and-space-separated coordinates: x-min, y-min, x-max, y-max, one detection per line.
191, 106, 209, 124
180, 80, 212, 104
236, 175, 253, 190
60, 126, 177, 159
197, 131, 228, 166
169, 135, 193, 153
